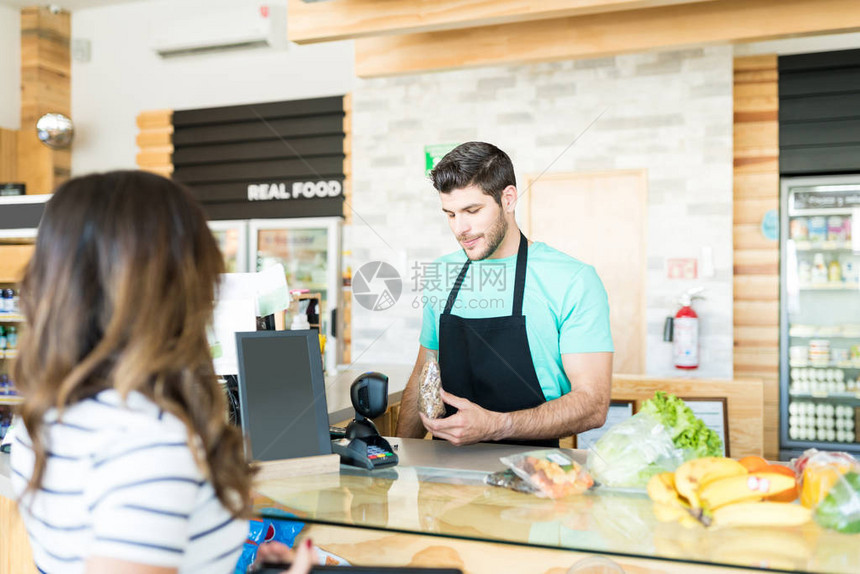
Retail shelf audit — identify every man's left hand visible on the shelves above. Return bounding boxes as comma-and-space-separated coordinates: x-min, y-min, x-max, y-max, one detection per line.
419, 390, 509, 445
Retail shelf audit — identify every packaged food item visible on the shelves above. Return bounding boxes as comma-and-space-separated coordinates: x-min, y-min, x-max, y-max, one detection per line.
501, 449, 594, 499
417, 351, 445, 419
815, 471, 860, 533
809, 217, 828, 242
828, 216, 846, 242
485, 468, 537, 494
586, 392, 722, 488
793, 448, 860, 509
790, 217, 809, 240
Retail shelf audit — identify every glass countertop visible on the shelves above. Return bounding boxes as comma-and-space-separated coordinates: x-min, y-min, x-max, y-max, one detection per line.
253, 439, 859, 573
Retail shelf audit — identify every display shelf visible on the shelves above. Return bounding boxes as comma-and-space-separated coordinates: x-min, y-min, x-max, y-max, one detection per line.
790, 360, 860, 369
0, 314, 23, 323
790, 325, 860, 338
798, 282, 860, 291
0, 396, 22, 406
0, 350, 17, 360
792, 240, 854, 251
790, 390, 860, 402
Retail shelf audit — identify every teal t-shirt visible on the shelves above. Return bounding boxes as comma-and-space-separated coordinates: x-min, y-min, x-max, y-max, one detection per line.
418, 242, 614, 401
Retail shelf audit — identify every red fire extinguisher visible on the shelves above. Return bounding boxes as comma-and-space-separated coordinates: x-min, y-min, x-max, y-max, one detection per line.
664, 288, 705, 370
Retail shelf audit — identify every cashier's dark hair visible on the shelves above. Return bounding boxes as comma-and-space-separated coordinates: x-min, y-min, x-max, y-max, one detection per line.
429, 141, 516, 206
14, 170, 254, 517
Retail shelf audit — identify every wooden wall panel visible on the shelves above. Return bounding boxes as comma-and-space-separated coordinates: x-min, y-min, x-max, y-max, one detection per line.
135, 109, 174, 178
355, 0, 860, 77
287, 0, 716, 43
0, 245, 35, 283
0, 129, 17, 183
17, 7, 70, 194
733, 55, 780, 459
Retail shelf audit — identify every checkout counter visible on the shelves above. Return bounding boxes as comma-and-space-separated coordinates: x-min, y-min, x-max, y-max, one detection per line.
254, 438, 858, 574
1, 370, 855, 573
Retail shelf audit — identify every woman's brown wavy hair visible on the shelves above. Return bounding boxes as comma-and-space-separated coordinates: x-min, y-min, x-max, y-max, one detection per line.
14, 170, 253, 517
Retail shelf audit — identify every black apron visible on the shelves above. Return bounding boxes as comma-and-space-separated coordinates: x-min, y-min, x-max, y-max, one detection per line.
438, 232, 559, 448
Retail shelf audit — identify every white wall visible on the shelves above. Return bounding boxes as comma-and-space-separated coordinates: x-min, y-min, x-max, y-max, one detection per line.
70, 0, 354, 175
346, 47, 736, 379
0, 4, 21, 130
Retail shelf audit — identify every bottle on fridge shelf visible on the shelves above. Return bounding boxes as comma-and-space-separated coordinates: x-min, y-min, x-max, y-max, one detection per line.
0, 289, 12, 313
0, 326, 6, 351
5, 326, 17, 350
829, 258, 843, 284
812, 253, 828, 285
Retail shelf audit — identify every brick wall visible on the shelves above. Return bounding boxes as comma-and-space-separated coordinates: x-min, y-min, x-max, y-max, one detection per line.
346, 46, 735, 376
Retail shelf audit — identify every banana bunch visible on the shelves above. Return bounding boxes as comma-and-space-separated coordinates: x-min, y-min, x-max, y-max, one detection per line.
647, 457, 811, 528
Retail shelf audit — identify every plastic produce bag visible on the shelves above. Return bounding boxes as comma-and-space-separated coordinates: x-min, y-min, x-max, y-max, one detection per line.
793, 448, 860, 510
485, 468, 537, 494
500, 449, 594, 499
815, 470, 860, 533
586, 410, 684, 489
417, 351, 445, 419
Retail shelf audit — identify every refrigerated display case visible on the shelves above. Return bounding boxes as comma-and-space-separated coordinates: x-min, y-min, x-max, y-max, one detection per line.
780, 175, 860, 459
249, 218, 342, 374
208, 220, 249, 273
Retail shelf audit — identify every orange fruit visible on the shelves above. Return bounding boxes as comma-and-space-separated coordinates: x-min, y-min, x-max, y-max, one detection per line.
738, 455, 769, 473
764, 463, 796, 478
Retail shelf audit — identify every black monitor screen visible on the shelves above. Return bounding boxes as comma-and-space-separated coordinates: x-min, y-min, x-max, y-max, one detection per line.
235, 331, 331, 462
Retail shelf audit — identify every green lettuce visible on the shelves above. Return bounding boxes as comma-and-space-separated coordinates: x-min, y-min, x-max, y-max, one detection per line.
639, 391, 723, 459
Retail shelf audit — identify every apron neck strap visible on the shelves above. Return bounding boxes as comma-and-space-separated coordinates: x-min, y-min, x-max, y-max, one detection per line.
512, 232, 528, 317
443, 259, 471, 315
442, 231, 530, 317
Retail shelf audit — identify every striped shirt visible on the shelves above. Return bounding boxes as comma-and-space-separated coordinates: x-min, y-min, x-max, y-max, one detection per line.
10, 390, 247, 573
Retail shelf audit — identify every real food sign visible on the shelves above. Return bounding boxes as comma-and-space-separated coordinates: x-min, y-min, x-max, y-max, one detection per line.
171, 96, 347, 220
248, 180, 343, 201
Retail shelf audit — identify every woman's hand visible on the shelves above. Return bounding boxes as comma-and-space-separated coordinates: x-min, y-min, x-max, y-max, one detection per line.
252, 539, 316, 573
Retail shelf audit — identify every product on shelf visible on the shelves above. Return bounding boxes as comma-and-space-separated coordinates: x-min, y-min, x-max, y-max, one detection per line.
809, 216, 828, 242
790, 217, 809, 240
828, 216, 847, 242
828, 258, 843, 283
812, 253, 828, 284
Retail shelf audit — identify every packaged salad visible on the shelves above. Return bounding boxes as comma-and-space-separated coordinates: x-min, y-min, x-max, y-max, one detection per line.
500, 449, 594, 499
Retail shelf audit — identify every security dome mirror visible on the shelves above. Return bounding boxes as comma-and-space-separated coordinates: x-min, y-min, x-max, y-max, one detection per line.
36, 113, 74, 149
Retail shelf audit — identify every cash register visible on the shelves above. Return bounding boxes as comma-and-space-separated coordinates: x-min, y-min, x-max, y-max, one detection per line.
330, 372, 398, 470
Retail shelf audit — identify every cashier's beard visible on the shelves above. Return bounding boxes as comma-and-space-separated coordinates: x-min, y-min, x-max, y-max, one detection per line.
460, 209, 508, 261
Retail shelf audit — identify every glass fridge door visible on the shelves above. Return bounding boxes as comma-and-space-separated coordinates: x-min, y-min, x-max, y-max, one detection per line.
249, 218, 341, 373
781, 176, 860, 454
208, 220, 249, 273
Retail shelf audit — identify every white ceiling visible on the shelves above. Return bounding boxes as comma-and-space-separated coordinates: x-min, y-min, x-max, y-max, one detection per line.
0, 0, 150, 10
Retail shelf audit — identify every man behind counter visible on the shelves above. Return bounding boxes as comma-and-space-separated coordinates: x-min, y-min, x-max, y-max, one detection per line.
396, 142, 614, 447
